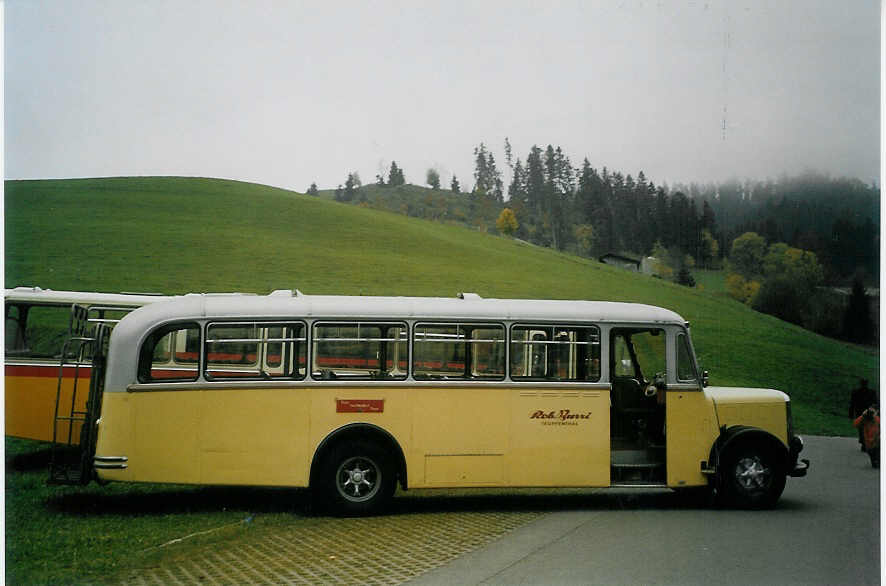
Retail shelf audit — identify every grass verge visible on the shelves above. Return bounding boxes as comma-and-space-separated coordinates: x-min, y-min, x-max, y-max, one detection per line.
5, 437, 310, 584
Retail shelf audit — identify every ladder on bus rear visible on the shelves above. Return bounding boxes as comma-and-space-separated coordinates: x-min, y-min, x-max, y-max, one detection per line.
48, 304, 126, 485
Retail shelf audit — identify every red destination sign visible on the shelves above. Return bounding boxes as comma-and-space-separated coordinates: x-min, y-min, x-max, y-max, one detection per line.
336, 399, 385, 413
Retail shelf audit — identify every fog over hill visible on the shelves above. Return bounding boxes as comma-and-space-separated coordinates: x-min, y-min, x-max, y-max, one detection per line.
5, 1, 880, 192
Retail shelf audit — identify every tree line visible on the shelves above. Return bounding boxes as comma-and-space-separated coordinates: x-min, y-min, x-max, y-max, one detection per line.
726, 231, 875, 344
673, 172, 879, 282
310, 142, 879, 287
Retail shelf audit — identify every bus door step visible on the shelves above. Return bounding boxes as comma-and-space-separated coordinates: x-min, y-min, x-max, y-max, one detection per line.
611, 449, 665, 483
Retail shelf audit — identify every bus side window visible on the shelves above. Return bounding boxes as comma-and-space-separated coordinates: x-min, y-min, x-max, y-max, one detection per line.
139, 323, 200, 382
631, 329, 666, 380
511, 325, 601, 382
5, 304, 70, 359
312, 322, 407, 381
205, 322, 306, 380
413, 324, 465, 379
5, 304, 28, 354
611, 333, 635, 378
677, 333, 698, 382
266, 324, 308, 378
205, 323, 260, 378
413, 323, 504, 380
471, 327, 505, 378
611, 328, 665, 383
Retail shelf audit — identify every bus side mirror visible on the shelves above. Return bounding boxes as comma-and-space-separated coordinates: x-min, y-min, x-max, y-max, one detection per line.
702, 370, 709, 387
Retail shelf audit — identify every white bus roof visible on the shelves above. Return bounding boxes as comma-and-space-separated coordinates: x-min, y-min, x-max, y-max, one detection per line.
4, 286, 174, 307
105, 291, 688, 389
112, 290, 687, 340
7, 288, 687, 326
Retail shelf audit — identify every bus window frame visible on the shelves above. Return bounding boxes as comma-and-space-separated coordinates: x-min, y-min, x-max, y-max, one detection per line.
676, 330, 701, 385
137, 321, 202, 384
311, 320, 409, 381
4, 302, 74, 360
412, 321, 506, 381
204, 320, 307, 382
509, 323, 602, 382
4, 303, 30, 356
609, 326, 668, 384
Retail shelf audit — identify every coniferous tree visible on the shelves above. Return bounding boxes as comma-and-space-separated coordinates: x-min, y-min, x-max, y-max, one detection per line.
426, 168, 441, 190
634, 171, 654, 254
450, 175, 461, 194
576, 159, 595, 224
342, 172, 361, 202
577, 159, 608, 255
306, 182, 319, 196
676, 263, 696, 287
489, 152, 504, 202
504, 137, 514, 170
654, 186, 670, 250
524, 146, 546, 245
473, 143, 503, 202
506, 159, 529, 239
623, 173, 638, 249
843, 273, 875, 344
473, 143, 490, 194
701, 199, 717, 234
643, 179, 658, 252
542, 145, 574, 251
388, 161, 405, 186
669, 191, 691, 252
609, 171, 626, 251
688, 198, 702, 259
600, 167, 616, 252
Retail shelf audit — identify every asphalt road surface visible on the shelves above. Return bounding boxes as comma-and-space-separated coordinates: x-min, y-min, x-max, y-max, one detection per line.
410, 436, 881, 586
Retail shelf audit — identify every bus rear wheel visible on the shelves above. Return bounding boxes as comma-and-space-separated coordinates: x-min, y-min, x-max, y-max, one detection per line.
319, 440, 395, 516
721, 444, 785, 509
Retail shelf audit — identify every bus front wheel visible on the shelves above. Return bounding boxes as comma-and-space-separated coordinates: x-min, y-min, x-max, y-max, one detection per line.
319, 440, 395, 516
720, 443, 785, 509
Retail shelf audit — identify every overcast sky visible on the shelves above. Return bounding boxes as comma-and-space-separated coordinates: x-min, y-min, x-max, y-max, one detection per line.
4, 1, 882, 193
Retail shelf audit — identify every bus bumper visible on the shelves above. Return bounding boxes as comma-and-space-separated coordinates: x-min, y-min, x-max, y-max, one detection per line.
788, 435, 809, 477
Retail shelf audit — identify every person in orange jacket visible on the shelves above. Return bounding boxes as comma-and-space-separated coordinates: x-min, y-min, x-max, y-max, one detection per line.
853, 406, 880, 468
850, 378, 878, 449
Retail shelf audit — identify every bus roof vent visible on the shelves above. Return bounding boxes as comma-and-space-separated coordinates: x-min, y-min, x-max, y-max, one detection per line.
270, 289, 294, 297
457, 292, 482, 300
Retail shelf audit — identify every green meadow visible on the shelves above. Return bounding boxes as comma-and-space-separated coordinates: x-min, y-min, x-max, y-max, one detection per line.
3, 176, 878, 583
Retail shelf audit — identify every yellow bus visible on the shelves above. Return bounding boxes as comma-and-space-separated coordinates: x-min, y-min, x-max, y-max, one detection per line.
51, 290, 808, 513
4, 287, 171, 442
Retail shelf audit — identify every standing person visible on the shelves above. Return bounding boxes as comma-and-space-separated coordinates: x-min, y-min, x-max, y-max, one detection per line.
854, 406, 880, 468
850, 378, 878, 448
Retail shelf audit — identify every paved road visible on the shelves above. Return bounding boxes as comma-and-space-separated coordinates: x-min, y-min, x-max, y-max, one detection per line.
410, 436, 881, 586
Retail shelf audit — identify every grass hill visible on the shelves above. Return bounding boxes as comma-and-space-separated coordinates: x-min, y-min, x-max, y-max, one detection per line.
316, 183, 495, 231
5, 176, 878, 435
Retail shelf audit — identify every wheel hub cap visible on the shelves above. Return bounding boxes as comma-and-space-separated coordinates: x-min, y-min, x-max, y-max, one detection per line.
736, 456, 770, 489
337, 457, 380, 502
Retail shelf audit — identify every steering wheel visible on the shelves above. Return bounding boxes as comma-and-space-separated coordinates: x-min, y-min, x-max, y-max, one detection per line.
644, 372, 666, 397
